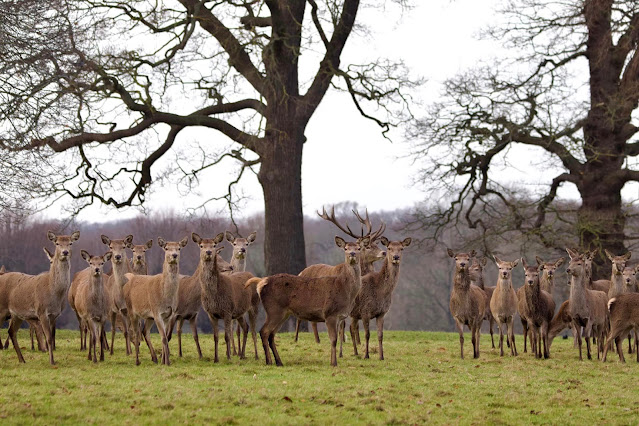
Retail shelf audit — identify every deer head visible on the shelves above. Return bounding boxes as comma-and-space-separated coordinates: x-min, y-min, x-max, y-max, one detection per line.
521, 258, 541, 286
535, 256, 564, 280
379, 236, 411, 265
158, 236, 189, 265
447, 249, 476, 273
565, 248, 587, 279
193, 232, 225, 262
47, 230, 80, 262
128, 239, 153, 266
101, 234, 133, 265
225, 231, 256, 261
494, 256, 519, 279
605, 249, 631, 276
81, 250, 112, 277
335, 235, 369, 265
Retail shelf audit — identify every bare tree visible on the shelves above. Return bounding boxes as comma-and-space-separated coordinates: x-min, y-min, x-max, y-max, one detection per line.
410, 0, 639, 278
0, 0, 415, 276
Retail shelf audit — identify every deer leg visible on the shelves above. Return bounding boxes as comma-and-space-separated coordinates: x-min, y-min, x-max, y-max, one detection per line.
223, 317, 233, 361
121, 312, 131, 356
574, 322, 583, 361
176, 317, 184, 357
454, 319, 464, 359
109, 312, 117, 355
238, 317, 249, 359
248, 309, 259, 360
376, 316, 385, 361
142, 318, 158, 363
584, 321, 593, 360
236, 320, 243, 357
131, 316, 141, 366
189, 316, 203, 359
363, 319, 371, 359
39, 315, 55, 365
259, 309, 287, 366
338, 319, 344, 358
29, 323, 35, 351
350, 319, 359, 356
87, 321, 93, 361
488, 315, 494, 349
155, 318, 170, 366
521, 318, 528, 353
326, 316, 339, 367
509, 319, 517, 356
498, 321, 504, 357
294, 318, 301, 342
90, 320, 99, 363
34, 322, 47, 352
209, 315, 220, 363
541, 323, 550, 359
635, 327, 639, 362
355, 321, 361, 345
166, 315, 175, 343
51, 322, 56, 351
312, 322, 320, 344
8, 317, 25, 363
231, 319, 237, 356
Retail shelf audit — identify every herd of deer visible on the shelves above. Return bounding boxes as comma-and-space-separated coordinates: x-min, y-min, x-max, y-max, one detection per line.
0, 208, 412, 367
448, 247, 639, 363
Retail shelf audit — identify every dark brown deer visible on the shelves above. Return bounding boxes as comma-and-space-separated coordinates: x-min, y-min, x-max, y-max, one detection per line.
123, 236, 188, 366
603, 293, 639, 362
565, 248, 609, 360
257, 235, 369, 366
519, 258, 555, 359
623, 265, 639, 353
0, 230, 80, 364
166, 232, 225, 359
76, 250, 112, 362
468, 256, 495, 348
295, 207, 384, 344
447, 249, 486, 359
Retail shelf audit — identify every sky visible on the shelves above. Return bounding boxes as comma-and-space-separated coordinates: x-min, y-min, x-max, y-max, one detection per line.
61, 0, 508, 223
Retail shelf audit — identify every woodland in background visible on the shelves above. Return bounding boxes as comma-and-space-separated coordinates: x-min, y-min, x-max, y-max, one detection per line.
6, 199, 636, 334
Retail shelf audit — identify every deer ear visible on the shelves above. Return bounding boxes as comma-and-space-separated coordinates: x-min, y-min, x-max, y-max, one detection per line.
71, 231, 81, 242
104, 251, 113, 262
43, 247, 53, 261
469, 249, 476, 258
358, 236, 370, 248
521, 258, 528, 269
101, 235, 111, 245
0, 265, 6, 274
401, 237, 412, 247
565, 248, 578, 259
247, 231, 257, 244
192, 233, 202, 244
125, 242, 133, 249
555, 257, 565, 267
480, 256, 487, 266
535, 256, 544, 266
512, 258, 519, 267
335, 236, 346, 248
145, 239, 153, 249
447, 248, 455, 258
214, 232, 225, 244
81, 250, 91, 262
493, 256, 502, 264
380, 236, 390, 247
225, 231, 234, 243
624, 251, 632, 261
124, 235, 134, 245
605, 249, 615, 261
157, 237, 166, 249
179, 236, 189, 248
215, 246, 225, 255
47, 231, 57, 242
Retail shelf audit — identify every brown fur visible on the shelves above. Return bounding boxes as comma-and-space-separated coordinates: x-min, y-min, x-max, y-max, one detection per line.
199, 239, 258, 363
447, 249, 487, 359
548, 299, 572, 345
128, 239, 153, 275
258, 236, 368, 366
518, 259, 556, 359
0, 230, 80, 364
490, 256, 519, 357
348, 236, 412, 360
75, 250, 112, 362
469, 257, 495, 349
124, 236, 189, 366
603, 294, 639, 362
166, 232, 224, 359
605, 249, 632, 300
565, 248, 609, 360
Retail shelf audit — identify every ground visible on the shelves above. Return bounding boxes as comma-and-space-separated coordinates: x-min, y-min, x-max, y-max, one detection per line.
0, 329, 636, 424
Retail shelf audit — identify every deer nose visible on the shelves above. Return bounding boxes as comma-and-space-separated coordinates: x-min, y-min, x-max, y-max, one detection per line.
381, 251, 387, 257
350, 251, 356, 257
62, 250, 69, 256
528, 279, 533, 284
137, 255, 142, 260
393, 255, 400, 261
206, 250, 212, 256
172, 253, 178, 259
460, 262, 466, 268
115, 254, 122, 261
566, 268, 571, 274
95, 268, 100, 273
240, 248, 246, 253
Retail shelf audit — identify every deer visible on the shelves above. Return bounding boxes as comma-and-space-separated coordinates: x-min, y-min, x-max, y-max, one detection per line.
603, 293, 639, 362
129, 239, 153, 275
519, 258, 556, 359
101, 234, 134, 355
621, 265, 639, 354
517, 256, 563, 353
295, 207, 385, 345
0, 230, 80, 364
447, 249, 486, 359
490, 256, 519, 357
605, 249, 632, 300
75, 250, 112, 362
565, 248, 609, 360
348, 235, 412, 360
166, 232, 225, 359
468, 256, 496, 349
256, 235, 369, 366
123, 236, 188, 366
198, 234, 259, 363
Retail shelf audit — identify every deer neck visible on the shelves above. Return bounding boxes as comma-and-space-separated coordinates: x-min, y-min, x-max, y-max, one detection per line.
453, 269, 471, 292
496, 275, 513, 292
50, 253, 71, 297
360, 258, 375, 275
380, 256, 401, 294
540, 272, 553, 294
524, 280, 540, 309
89, 273, 105, 302
112, 258, 130, 286
471, 273, 485, 290
610, 271, 625, 294
569, 271, 589, 315
339, 258, 362, 298
200, 255, 220, 296
131, 259, 148, 275
161, 260, 180, 303
230, 255, 246, 272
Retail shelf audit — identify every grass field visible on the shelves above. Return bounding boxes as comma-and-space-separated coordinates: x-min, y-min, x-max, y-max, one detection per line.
0, 328, 638, 424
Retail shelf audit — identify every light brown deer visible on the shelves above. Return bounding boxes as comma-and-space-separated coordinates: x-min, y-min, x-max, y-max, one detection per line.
295, 207, 385, 344
257, 235, 369, 366
76, 250, 112, 362
519, 258, 555, 359
447, 249, 486, 359
518, 256, 563, 353
603, 293, 639, 362
565, 248, 609, 360
0, 230, 80, 364
490, 256, 519, 357
198, 238, 259, 363
102, 234, 134, 355
166, 232, 225, 359
468, 256, 495, 349
124, 236, 188, 365
605, 249, 631, 300
129, 239, 153, 275
348, 236, 411, 359
623, 265, 639, 353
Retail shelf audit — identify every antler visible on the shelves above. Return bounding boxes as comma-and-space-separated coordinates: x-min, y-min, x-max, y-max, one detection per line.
317, 206, 359, 239
352, 208, 386, 242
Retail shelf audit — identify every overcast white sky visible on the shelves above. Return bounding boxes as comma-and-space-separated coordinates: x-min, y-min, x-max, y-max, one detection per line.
65, 0, 509, 222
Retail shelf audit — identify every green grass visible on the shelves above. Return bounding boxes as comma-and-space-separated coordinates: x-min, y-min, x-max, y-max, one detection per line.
0, 329, 638, 425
